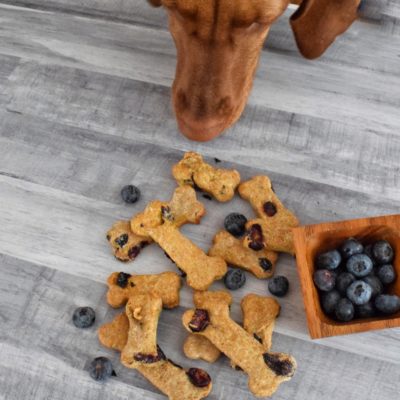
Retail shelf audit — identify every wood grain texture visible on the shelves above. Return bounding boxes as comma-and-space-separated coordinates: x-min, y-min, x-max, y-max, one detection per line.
0, 118, 400, 364
0, 5, 399, 204
0, 1, 400, 399
1, 255, 400, 400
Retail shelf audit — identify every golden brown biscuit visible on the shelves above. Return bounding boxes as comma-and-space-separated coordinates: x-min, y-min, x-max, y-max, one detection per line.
121, 293, 162, 368
131, 185, 205, 238
241, 294, 280, 351
99, 313, 212, 400
106, 221, 150, 262
209, 231, 278, 279
182, 291, 296, 397
183, 335, 221, 363
238, 176, 299, 227
106, 271, 181, 309
239, 176, 299, 254
184, 294, 281, 363
148, 224, 227, 291
172, 152, 240, 202
243, 220, 296, 254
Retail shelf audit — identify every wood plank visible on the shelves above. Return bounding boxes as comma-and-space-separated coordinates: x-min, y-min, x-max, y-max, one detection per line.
2, 57, 400, 204
1, 255, 399, 400
0, 135, 400, 363
0, 0, 392, 23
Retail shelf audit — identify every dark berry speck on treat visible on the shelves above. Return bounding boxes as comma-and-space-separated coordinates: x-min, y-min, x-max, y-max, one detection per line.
121, 185, 141, 204
186, 368, 211, 388
259, 258, 272, 272
116, 272, 131, 288
263, 201, 277, 217
268, 276, 289, 297
224, 269, 246, 290
72, 306, 96, 328
224, 213, 247, 237
89, 357, 114, 381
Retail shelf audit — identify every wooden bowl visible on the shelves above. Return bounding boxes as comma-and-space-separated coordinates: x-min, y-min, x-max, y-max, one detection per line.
292, 214, 400, 339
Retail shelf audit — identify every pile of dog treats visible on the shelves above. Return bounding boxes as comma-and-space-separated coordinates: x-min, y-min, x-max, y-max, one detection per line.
76, 152, 300, 399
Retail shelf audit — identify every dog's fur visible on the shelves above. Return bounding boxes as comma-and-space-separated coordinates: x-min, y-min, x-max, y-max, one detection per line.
149, 0, 361, 141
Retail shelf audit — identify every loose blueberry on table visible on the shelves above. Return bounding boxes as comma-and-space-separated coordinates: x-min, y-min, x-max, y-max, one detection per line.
121, 184, 141, 204
314, 238, 399, 322
268, 275, 289, 297
224, 269, 246, 290
224, 213, 247, 237
72, 306, 96, 328
89, 357, 114, 381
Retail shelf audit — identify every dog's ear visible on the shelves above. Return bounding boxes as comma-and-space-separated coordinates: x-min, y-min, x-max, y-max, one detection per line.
290, 0, 361, 59
147, 0, 162, 7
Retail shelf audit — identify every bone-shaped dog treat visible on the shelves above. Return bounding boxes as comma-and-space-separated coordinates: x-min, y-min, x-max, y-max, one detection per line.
241, 294, 280, 351
182, 291, 296, 397
106, 221, 150, 262
148, 224, 227, 291
172, 152, 241, 202
106, 271, 181, 309
239, 176, 299, 227
99, 313, 212, 400
184, 294, 280, 363
244, 220, 296, 255
209, 231, 278, 279
131, 185, 206, 237
121, 293, 163, 368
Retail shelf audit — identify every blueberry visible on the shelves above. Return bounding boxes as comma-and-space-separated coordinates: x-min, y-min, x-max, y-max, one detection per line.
340, 238, 363, 259
377, 264, 396, 285
313, 269, 336, 292
375, 294, 400, 314
72, 307, 95, 328
364, 244, 377, 267
335, 298, 355, 322
316, 250, 342, 271
336, 272, 356, 295
362, 275, 383, 298
268, 276, 289, 297
355, 301, 376, 318
346, 254, 373, 277
224, 269, 246, 290
89, 357, 114, 381
224, 213, 247, 237
346, 280, 372, 305
372, 240, 394, 264
321, 290, 341, 314
121, 185, 140, 204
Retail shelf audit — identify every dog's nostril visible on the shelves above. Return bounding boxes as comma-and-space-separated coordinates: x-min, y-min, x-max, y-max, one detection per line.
217, 97, 232, 116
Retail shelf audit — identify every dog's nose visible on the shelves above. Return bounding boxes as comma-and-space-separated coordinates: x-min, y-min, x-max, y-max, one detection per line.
174, 90, 234, 141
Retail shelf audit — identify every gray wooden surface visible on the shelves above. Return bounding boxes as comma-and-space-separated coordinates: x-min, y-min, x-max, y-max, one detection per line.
0, 1, 399, 399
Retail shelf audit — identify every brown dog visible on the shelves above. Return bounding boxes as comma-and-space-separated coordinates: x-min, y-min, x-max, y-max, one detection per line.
149, 0, 361, 141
